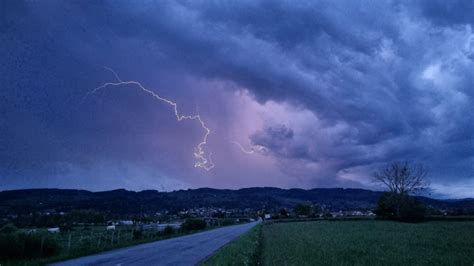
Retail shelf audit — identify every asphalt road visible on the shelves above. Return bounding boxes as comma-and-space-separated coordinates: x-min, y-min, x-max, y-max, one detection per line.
51, 221, 259, 266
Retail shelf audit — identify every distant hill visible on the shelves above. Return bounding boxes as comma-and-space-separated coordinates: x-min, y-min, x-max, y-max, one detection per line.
1, 187, 473, 215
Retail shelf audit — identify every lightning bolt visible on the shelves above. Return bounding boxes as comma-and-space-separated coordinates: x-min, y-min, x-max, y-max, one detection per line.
231, 141, 268, 154
85, 67, 215, 171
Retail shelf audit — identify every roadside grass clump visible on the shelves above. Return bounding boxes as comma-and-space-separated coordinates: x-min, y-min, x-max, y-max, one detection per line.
0, 231, 61, 261
182, 218, 207, 231
203, 224, 262, 266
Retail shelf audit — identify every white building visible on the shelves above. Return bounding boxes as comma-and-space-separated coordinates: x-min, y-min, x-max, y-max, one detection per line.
47, 227, 60, 233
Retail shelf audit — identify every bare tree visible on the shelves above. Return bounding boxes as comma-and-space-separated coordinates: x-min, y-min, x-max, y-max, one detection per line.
373, 161, 428, 195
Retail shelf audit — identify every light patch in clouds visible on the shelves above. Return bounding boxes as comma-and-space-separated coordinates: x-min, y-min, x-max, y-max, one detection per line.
422, 63, 442, 83
431, 178, 474, 199
378, 38, 397, 62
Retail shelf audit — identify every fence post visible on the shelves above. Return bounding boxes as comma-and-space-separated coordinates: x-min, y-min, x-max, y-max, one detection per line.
67, 234, 72, 254
40, 235, 45, 257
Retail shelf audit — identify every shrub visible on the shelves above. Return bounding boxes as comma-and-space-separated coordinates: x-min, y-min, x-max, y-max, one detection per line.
181, 219, 207, 231
132, 229, 143, 240
399, 197, 426, 222
375, 192, 426, 222
271, 214, 281, 220
279, 208, 289, 218
323, 211, 332, 218
0, 223, 18, 234
213, 211, 225, 218
59, 222, 73, 232
162, 226, 174, 235
294, 203, 312, 217
0, 232, 61, 260
221, 218, 236, 226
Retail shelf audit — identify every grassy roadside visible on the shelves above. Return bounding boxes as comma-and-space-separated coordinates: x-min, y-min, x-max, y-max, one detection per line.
43, 227, 214, 265
203, 224, 263, 266
1, 222, 247, 266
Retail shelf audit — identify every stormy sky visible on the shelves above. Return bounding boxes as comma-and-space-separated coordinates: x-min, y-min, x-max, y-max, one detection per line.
1, 1, 473, 198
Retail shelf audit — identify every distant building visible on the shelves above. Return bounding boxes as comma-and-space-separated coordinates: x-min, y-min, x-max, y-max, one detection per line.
117, 220, 134, 225
47, 227, 60, 233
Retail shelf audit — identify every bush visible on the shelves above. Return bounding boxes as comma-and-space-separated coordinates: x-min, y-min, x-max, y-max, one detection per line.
0, 223, 18, 234
181, 219, 207, 231
59, 222, 73, 232
221, 218, 236, 226
213, 211, 225, 218
375, 192, 426, 222
132, 229, 143, 240
162, 226, 174, 236
294, 203, 312, 217
399, 197, 426, 222
271, 214, 281, 220
323, 211, 332, 218
0, 232, 61, 260
279, 208, 289, 218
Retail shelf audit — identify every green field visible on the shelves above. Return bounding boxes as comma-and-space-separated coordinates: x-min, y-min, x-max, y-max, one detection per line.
1, 223, 215, 266
205, 220, 474, 266
0, 225, 176, 266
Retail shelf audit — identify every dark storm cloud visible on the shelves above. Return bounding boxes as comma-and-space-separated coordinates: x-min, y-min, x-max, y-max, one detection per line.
417, 0, 474, 26
250, 125, 301, 158
1, 0, 473, 196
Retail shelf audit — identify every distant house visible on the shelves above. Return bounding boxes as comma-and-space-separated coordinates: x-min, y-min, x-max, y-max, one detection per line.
264, 214, 271, 220
117, 220, 134, 225
106, 225, 116, 230
47, 227, 60, 233
367, 211, 376, 216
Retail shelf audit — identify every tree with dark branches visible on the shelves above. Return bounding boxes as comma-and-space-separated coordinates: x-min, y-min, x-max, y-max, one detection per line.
373, 161, 428, 195
373, 161, 429, 222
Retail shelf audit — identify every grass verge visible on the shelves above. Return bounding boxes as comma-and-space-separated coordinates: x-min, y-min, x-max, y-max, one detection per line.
1, 223, 238, 266
203, 224, 262, 266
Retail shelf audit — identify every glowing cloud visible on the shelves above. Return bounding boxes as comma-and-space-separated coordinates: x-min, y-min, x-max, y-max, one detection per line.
231, 141, 268, 155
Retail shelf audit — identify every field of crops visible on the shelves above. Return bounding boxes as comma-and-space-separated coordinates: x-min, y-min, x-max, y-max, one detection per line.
1, 223, 213, 265
206, 220, 474, 265
0, 225, 176, 266
46, 225, 163, 259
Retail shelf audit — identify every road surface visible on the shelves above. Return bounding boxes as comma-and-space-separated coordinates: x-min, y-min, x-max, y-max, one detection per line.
52, 221, 259, 266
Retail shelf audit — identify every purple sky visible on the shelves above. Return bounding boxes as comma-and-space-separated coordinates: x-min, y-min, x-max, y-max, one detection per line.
1, 1, 473, 198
